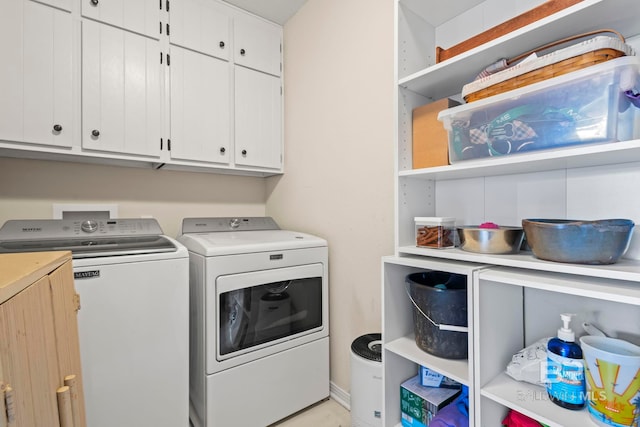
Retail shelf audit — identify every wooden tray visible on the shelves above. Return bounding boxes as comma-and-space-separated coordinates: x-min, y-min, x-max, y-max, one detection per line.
435, 0, 584, 63
462, 35, 634, 102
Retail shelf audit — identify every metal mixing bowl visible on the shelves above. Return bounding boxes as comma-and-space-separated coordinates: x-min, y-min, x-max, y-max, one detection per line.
457, 226, 525, 254
522, 219, 635, 264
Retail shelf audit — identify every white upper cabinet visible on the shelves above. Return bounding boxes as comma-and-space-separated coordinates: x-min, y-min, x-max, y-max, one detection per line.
81, 0, 160, 40
0, 0, 72, 148
169, 0, 230, 61
0, 0, 283, 175
169, 45, 231, 164
82, 20, 162, 158
233, 14, 282, 77
234, 66, 282, 169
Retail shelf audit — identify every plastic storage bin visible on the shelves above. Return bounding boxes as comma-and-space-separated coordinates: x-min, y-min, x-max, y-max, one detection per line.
415, 217, 456, 248
438, 56, 640, 163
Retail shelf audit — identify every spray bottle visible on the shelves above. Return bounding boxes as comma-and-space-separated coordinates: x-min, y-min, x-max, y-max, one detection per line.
546, 313, 586, 410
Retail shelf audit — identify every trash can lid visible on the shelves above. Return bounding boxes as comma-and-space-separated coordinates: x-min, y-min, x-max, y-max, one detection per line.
351, 333, 382, 362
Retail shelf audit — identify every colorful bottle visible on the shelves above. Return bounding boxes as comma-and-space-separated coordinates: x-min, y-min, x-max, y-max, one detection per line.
546, 313, 586, 410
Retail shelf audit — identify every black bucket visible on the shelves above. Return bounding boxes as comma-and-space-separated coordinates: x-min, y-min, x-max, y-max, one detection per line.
406, 271, 468, 359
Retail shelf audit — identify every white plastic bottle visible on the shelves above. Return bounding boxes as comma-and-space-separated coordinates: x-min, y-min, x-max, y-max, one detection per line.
546, 313, 586, 410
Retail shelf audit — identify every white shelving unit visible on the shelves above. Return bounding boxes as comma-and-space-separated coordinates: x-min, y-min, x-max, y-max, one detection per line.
386, 0, 640, 426
474, 268, 640, 426
382, 255, 488, 427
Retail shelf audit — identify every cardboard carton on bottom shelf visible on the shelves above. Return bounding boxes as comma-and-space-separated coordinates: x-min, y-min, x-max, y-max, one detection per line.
400, 375, 461, 427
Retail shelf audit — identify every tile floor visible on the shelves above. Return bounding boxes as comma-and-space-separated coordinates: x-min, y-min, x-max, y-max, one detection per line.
270, 399, 351, 427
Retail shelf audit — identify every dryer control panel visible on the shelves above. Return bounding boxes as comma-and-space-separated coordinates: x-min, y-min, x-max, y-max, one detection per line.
181, 217, 280, 233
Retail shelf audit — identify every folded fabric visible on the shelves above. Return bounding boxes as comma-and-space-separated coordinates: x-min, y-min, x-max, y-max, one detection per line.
502, 409, 547, 427
429, 386, 469, 427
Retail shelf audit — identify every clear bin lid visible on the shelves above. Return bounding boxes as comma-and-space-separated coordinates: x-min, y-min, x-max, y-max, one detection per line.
415, 217, 456, 224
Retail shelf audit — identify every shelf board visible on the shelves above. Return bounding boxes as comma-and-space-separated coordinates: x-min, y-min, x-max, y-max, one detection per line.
481, 372, 591, 427
397, 246, 640, 282
479, 266, 640, 304
398, 139, 640, 180
398, 0, 640, 100
384, 335, 470, 386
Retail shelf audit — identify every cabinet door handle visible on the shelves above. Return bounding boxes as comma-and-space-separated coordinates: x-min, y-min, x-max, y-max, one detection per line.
240, 48, 246, 56
241, 149, 247, 156
91, 129, 100, 137
0, 383, 7, 427
219, 41, 225, 49
64, 375, 81, 427
4, 385, 15, 424
53, 124, 63, 132
57, 386, 73, 427
219, 147, 226, 154
90, 0, 98, 5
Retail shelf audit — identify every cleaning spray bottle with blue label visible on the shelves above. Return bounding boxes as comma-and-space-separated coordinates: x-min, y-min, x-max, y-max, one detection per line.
546, 313, 585, 410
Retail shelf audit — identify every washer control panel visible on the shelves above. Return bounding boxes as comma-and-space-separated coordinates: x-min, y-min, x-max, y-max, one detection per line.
0, 218, 165, 240
81, 220, 99, 233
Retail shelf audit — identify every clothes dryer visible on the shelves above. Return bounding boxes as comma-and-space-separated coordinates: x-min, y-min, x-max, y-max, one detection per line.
178, 217, 329, 427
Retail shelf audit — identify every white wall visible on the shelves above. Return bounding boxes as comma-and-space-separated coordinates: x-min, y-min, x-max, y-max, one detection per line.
435, 0, 545, 49
0, 157, 266, 237
266, 0, 395, 394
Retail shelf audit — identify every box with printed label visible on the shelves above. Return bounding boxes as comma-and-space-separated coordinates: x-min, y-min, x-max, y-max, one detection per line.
419, 366, 462, 389
400, 375, 461, 427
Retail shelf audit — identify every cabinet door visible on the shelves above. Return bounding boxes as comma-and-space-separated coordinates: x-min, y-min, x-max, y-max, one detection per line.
0, 276, 61, 427
234, 66, 282, 170
48, 261, 86, 427
81, 0, 159, 40
169, 0, 230, 60
169, 46, 230, 164
82, 20, 162, 158
233, 14, 282, 77
0, 0, 72, 148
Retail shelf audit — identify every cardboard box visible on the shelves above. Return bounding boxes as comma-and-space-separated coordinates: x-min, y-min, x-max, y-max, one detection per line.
400, 375, 461, 427
412, 98, 460, 169
419, 366, 462, 389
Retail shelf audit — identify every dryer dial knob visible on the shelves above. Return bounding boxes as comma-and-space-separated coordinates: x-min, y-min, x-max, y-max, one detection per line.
81, 220, 99, 233
229, 218, 241, 229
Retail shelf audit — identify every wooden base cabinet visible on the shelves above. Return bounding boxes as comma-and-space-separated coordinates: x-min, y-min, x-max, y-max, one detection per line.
0, 252, 85, 427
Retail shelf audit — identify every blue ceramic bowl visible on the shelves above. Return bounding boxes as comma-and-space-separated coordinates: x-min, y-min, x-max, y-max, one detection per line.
522, 219, 634, 265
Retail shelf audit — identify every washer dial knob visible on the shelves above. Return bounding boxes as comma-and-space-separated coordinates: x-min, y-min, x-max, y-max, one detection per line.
81, 220, 99, 233
229, 218, 241, 229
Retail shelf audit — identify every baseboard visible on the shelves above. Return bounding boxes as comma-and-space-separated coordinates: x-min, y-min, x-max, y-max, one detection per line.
330, 381, 351, 411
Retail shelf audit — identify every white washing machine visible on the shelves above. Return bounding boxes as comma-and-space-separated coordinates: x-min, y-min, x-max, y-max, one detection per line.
0, 218, 189, 427
178, 217, 329, 427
